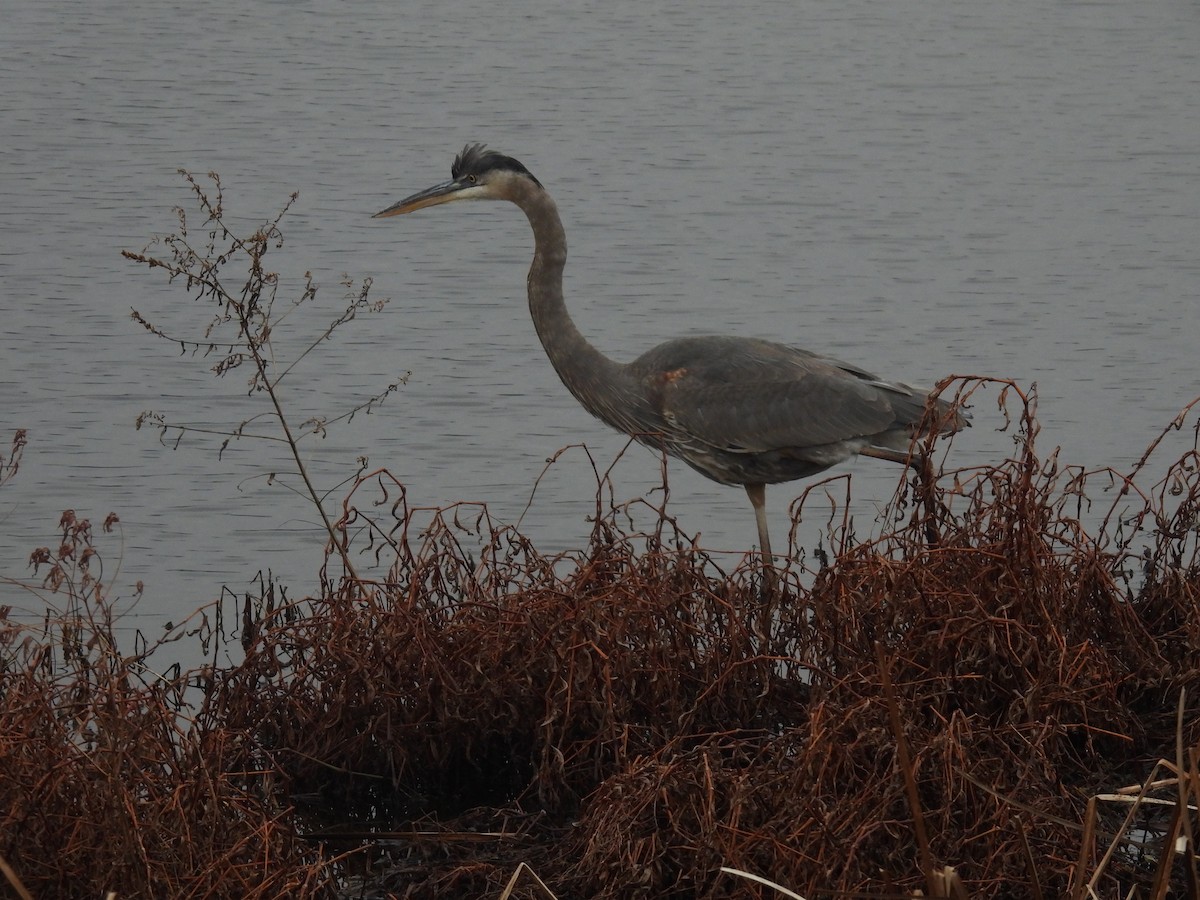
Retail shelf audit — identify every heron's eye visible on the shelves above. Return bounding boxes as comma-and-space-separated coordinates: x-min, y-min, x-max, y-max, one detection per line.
466, 174, 478, 185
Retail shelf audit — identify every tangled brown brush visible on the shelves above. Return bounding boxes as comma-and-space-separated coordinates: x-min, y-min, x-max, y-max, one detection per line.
558, 387, 1200, 899
3, 388, 1199, 899
0, 513, 334, 899
198, 383, 1200, 898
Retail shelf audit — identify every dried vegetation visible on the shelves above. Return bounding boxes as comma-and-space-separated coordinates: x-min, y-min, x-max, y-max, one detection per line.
3, 389, 1200, 898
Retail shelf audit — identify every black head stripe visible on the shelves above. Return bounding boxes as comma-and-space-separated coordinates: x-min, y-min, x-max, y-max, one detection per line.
452, 143, 542, 188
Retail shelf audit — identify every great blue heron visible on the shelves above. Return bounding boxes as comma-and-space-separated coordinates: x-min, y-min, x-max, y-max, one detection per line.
374, 144, 965, 567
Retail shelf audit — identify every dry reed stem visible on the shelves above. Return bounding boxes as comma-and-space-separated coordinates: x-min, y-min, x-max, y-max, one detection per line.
0, 854, 35, 900
497, 862, 559, 899
719, 866, 808, 899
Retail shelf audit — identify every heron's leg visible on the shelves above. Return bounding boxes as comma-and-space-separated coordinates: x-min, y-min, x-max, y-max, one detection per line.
859, 446, 918, 468
745, 483, 777, 644
744, 483, 774, 566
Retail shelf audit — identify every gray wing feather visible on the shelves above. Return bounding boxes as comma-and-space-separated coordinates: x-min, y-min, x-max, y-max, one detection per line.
631, 336, 928, 454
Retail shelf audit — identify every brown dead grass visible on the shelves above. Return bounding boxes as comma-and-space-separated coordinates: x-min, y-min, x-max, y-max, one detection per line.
0, 516, 335, 897
3, 387, 1199, 898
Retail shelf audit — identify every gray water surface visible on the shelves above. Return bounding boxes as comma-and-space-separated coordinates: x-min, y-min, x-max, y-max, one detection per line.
2, 0, 1197, 639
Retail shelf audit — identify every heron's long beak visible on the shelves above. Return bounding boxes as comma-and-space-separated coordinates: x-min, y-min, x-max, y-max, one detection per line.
373, 179, 473, 218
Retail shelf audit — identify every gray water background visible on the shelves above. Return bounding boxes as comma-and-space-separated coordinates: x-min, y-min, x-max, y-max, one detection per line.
2, 0, 1197, 647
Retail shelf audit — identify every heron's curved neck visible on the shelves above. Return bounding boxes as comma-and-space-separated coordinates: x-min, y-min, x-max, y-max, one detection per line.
508, 183, 633, 423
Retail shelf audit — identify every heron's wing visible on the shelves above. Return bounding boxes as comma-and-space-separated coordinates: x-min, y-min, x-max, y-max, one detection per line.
634, 336, 928, 454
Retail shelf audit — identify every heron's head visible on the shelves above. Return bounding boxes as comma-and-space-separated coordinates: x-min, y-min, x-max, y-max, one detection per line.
373, 143, 542, 218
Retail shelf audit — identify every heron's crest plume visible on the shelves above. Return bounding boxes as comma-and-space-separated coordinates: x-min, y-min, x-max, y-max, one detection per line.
452, 143, 542, 188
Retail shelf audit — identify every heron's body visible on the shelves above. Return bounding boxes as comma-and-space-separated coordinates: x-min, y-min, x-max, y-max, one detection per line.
375, 144, 965, 565
620, 335, 939, 487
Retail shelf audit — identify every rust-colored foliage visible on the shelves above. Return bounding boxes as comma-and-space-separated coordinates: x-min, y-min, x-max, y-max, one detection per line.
3, 389, 1199, 898
0, 517, 335, 899
212, 476, 794, 814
